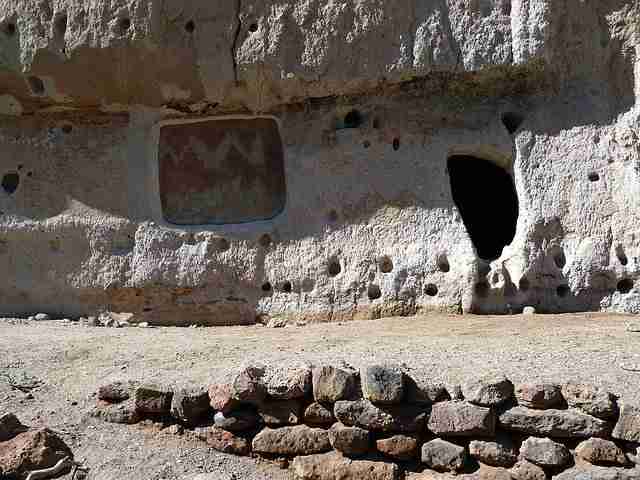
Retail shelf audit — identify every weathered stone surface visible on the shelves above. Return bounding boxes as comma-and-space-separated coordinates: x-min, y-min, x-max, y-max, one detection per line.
91, 399, 141, 424
516, 383, 563, 409
462, 375, 514, 407
258, 399, 303, 426
134, 385, 173, 415
171, 387, 210, 425
406, 378, 449, 405
313, 366, 359, 403
612, 404, 640, 442
0, 413, 28, 442
208, 383, 236, 414
195, 426, 250, 456
34, 313, 50, 321
328, 423, 370, 456
0, 428, 73, 479
562, 384, 618, 419
214, 409, 260, 432
523, 307, 537, 315
252, 425, 331, 456
575, 438, 628, 466
264, 362, 312, 400
361, 365, 404, 404
469, 435, 518, 468
499, 406, 613, 438
231, 365, 267, 405
510, 460, 546, 480
553, 466, 640, 480
334, 400, 426, 433
304, 402, 335, 427
376, 435, 418, 461
428, 401, 496, 437
292, 451, 399, 480
421, 439, 466, 472
97, 381, 137, 403
520, 437, 572, 468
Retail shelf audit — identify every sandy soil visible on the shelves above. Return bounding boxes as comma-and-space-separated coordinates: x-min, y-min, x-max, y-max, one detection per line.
1, 313, 639, 479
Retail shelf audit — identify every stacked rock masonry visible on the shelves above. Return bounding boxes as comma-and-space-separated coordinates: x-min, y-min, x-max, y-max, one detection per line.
93, 364, 640, 480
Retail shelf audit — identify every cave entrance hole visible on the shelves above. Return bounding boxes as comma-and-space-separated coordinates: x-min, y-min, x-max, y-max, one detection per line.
447, 155, 519, 261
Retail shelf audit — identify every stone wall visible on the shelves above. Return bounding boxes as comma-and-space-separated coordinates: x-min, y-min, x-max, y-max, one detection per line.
0, 1, 639, 323
92, 363, 640, 479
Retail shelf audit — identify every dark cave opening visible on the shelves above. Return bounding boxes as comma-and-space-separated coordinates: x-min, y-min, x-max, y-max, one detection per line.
447, 155, 519, 261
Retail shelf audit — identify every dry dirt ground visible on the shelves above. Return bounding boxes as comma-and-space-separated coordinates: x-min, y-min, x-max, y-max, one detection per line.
1, 313, 640, 479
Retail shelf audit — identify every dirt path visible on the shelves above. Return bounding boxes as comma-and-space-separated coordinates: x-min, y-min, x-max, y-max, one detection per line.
1, 313, 639, 479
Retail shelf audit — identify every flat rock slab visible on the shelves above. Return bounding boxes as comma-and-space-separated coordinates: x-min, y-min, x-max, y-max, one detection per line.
520, 437, 572, 468
421, 439, 466, 472
516, 383, 563, 409
462, 375, 514, 407
134, 385, 173, 414
499, 406, 613, 438
428, 401, 495, 437
469, 436, 518, 468
194, 426, 250, 456
334, 400, 426, 433
575, 438, 628, 466
0, 428, 73, 479
264, 362, 312, 400
292, 451, 399, 480
304, 402, 335, 427
361, 365, 405, 404
553, 466, 640, 480
328, 423, 370, 456
312, 366, 360, 403
0, 413, 28, 442
91, 399, 141, 424
376, 435, 419, 461
562, 384, 618, 419
252, 425, 331, 456
612, 404, 640, 443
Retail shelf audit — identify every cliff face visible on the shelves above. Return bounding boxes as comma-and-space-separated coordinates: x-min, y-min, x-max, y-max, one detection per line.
0, 1, 638, 324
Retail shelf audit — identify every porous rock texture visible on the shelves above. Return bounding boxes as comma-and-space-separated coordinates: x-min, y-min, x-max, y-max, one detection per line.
0, 1, 639, 324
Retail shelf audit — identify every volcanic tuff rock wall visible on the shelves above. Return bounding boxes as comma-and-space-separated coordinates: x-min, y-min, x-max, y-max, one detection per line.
0, 1, 639, 324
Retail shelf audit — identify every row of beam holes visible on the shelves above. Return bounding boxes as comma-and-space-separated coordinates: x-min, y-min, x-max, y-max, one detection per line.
342, 109, 401, 151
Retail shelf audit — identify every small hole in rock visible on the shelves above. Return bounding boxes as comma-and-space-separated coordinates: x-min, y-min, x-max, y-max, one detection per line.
328, 258, 341, 277
478, 263, 491, 277
248, 23, 258, 33
475, 281, 490, 298
553, 249, 566, 269
378, 256, 393, 273
519, 277, 530, 292
327, 209, 339, 223
27, 76, 45, 95
1, 173, 20, 194
501, 112, 524, 134
437, 254, 450, 273
119, 18, 131, 33
17, 165, 22, 170
617, 278, 634, 294
363, 140, 371, 149
616, 247, 628, 266
61, 123, 73, 134
55, 15, 67, 37
216, 238, 230, 252
588, 172, 600, 182
557, 285, 570, 298
185, 20, 195, 33
392, 138, 400, 151
261, 282, 272, 292
143, 307, 153, 312
259, 234, 272, 248
368, 284, 382, 300
4, 23, 16, 37
281, 281, 292, 293
343, 110, 361, 129
425, 284, 438, 296
27, 171, 33, 177
372, 118, 381, 129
